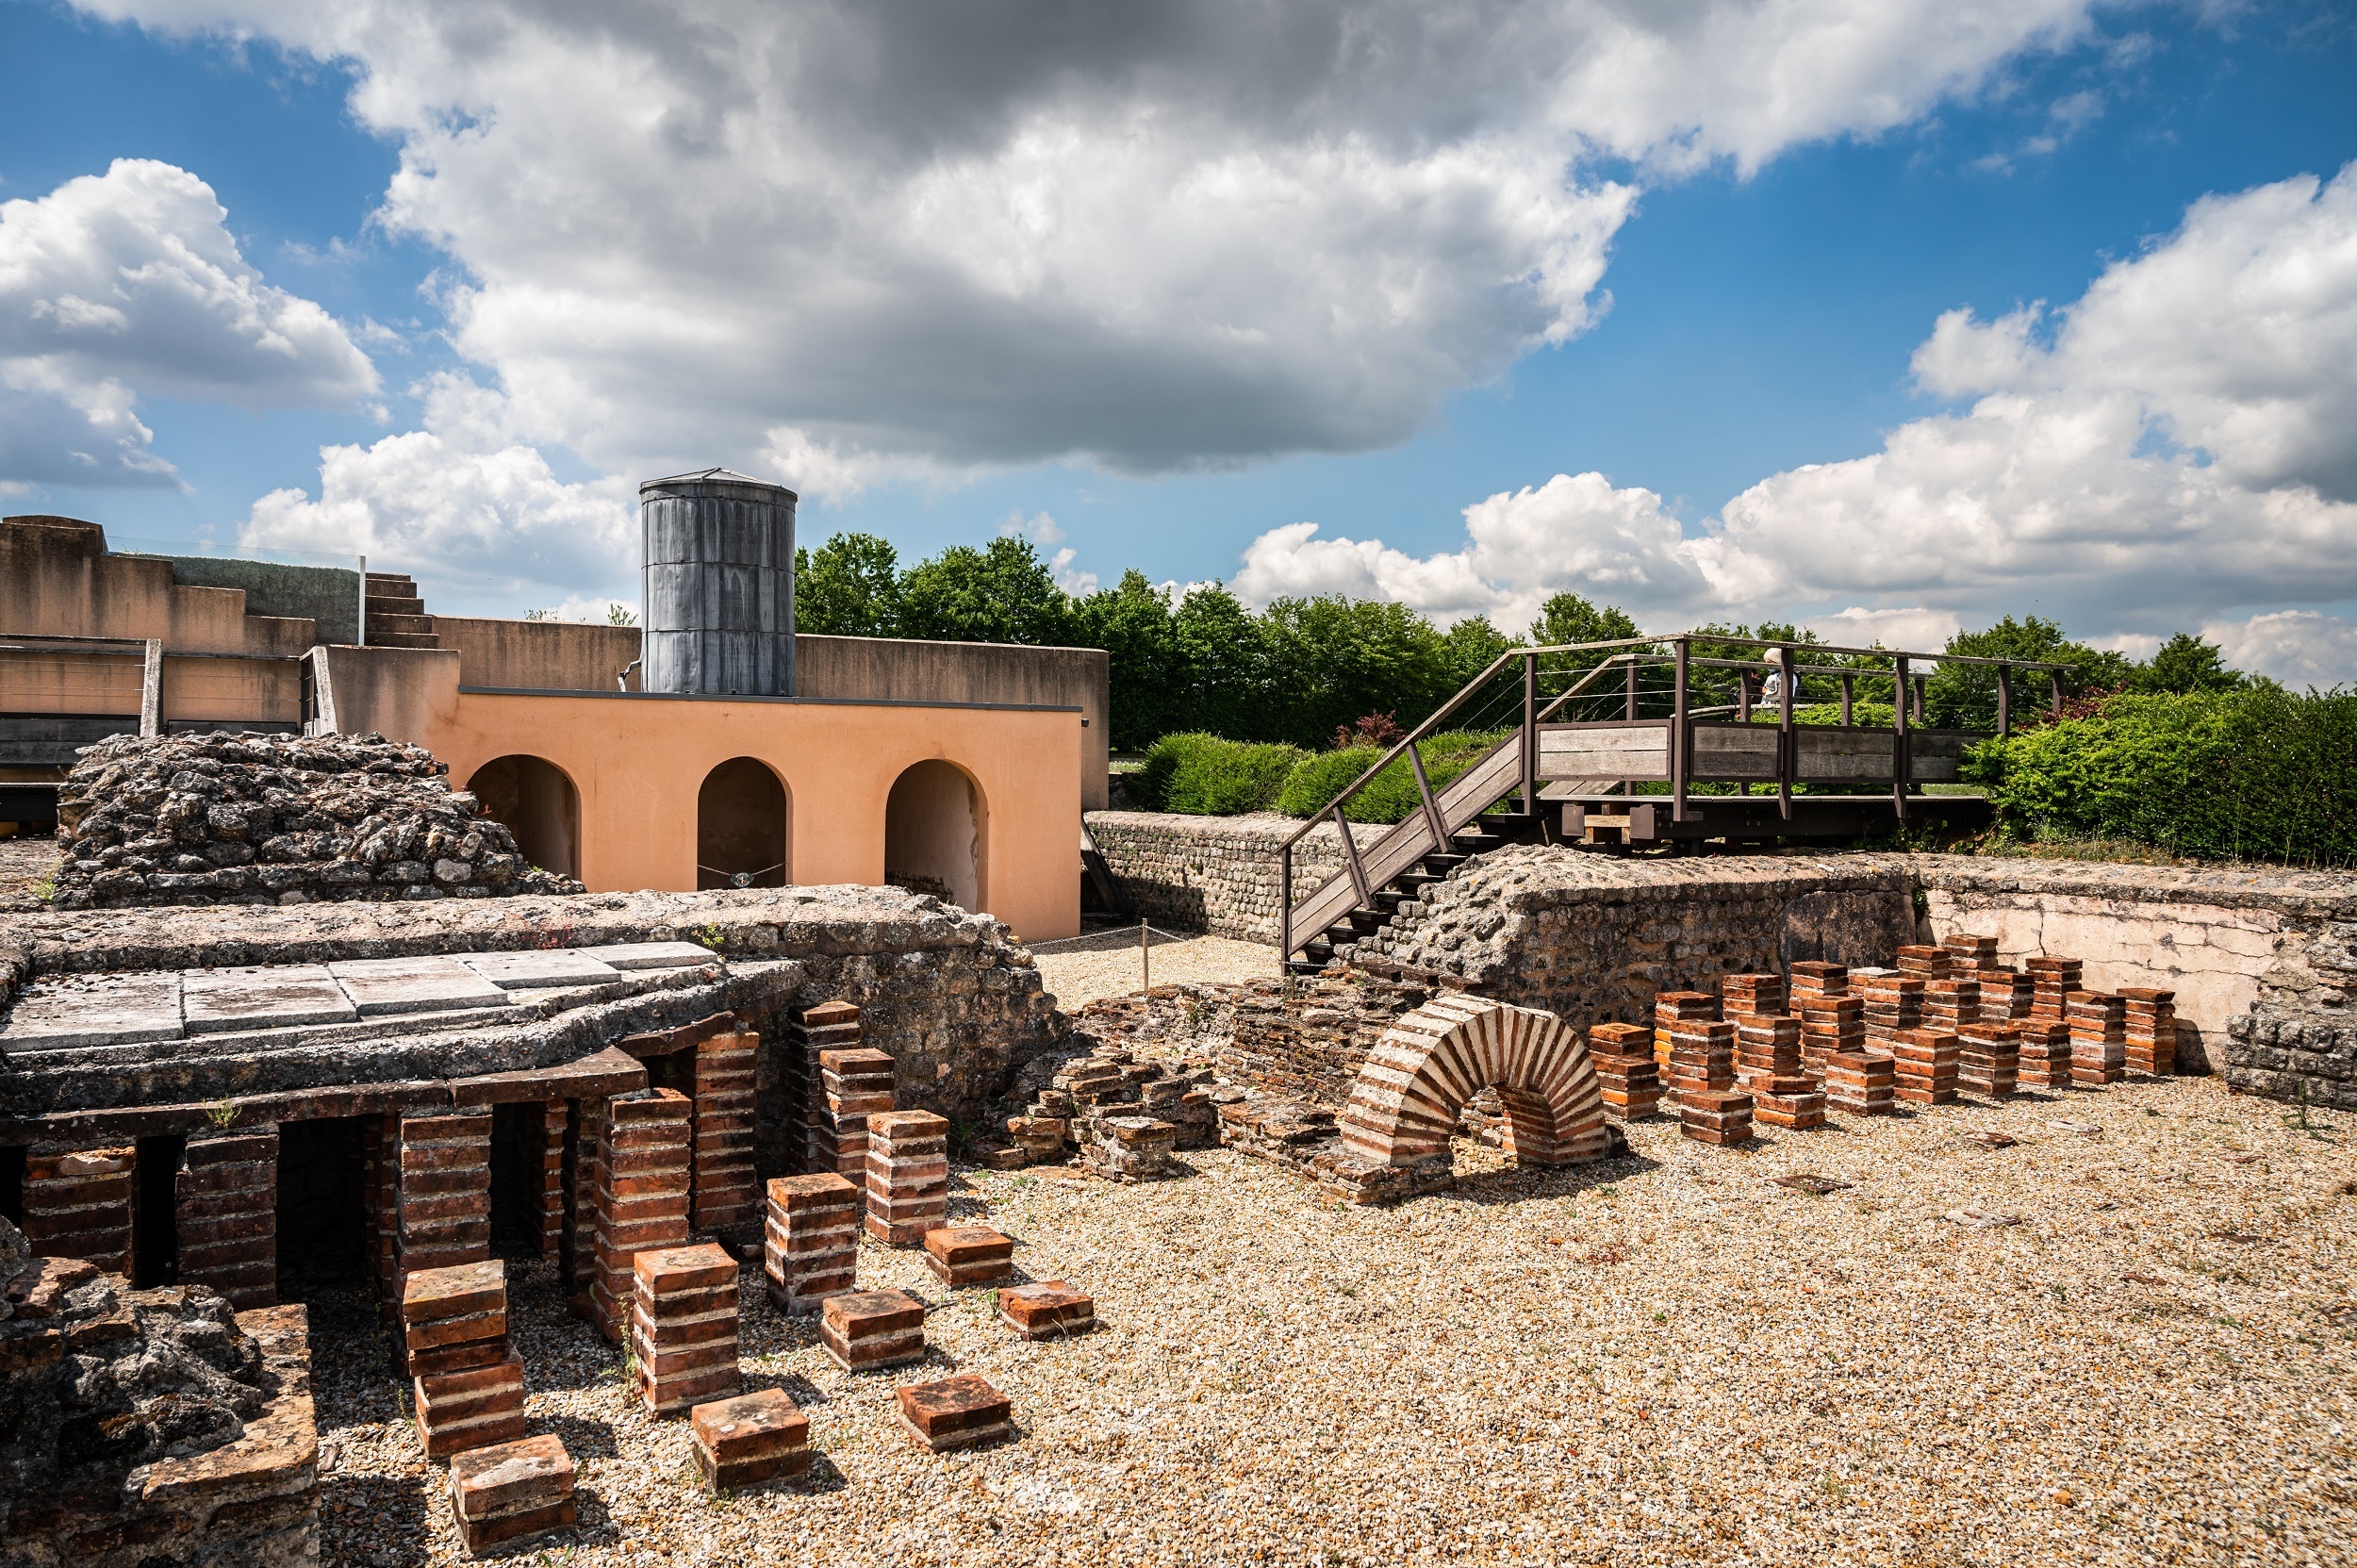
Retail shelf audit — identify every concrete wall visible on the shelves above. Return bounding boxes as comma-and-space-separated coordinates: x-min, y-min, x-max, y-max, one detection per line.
439, 615, 646, 693
152, 555, 360, 645
0, 517, 315, 656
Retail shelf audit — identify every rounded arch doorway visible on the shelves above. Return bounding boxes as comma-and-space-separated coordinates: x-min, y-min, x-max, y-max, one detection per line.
884, 759, 984, 914
467, 754, 581, 880
697, 757, 790, 890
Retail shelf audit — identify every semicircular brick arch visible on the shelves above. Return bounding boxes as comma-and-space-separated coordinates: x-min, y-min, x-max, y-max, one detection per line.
1340, 993, 1612, 1168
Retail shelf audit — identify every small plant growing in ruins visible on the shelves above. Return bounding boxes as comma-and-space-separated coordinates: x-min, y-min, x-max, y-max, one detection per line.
205, 1098, 239, 1129
693, 922, 727, 954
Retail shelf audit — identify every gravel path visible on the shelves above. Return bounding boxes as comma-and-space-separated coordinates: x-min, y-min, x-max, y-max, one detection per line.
1033, 929, 1277, 1011
312, 1075, 2357, 1566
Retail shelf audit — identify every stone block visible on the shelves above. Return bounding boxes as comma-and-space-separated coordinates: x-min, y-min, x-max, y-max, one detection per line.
328, 955, 512, 1016
182, 964, 357, 1033
896, 1374, 1012, 1452
691, 1389, 811, 1491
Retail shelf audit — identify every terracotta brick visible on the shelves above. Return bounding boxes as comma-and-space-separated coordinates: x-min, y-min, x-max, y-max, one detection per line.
581, 1088, 691, 1343
415, 1350, 526, 1460
1822, 1049, 1895, 1115
691, 1389, 811, 1491
923, 1226, 1015, 1288
896, 1374, 1012, 1452
21, 1143, 135, 1278
175, 1126, 278, 1308
864, 1112, 949, 1246
820, 1288, 926, 1372
691, 1032, 761, 1243
1957, 1025, 2020, 1098
448, 1434, 575, 1556
2016, 1022, 2075, 1089
763, 1174, 859, 1312
997, 1279, 1096, 1340
631, 1242, 740, 1414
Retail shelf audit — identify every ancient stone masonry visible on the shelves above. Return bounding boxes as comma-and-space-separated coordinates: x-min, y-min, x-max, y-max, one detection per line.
1083, 810, 1377, 942
0, 1219, 320, 1568
764, 1173, 860, 1313
22, 1142, 135, 1276
585, 1088, 692, 1342
632, 1242, 741, 1415
178, 1125, 279, 1309
47, 730, 585, 910
691, 1029, 760, 1246
1343, 994, 1615, 1174
997, 1034, 1219, 1179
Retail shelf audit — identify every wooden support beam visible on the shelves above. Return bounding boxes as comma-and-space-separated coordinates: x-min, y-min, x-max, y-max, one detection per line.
1520, 652, 1539, 813
1891, 654, 1911, 820
1333, 804, 1372, 906
1672, 638, 1690, 823
1408, 741, 1449, 852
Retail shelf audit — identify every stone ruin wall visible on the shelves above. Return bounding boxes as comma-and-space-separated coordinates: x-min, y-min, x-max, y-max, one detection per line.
1087, 810, 2357, 1110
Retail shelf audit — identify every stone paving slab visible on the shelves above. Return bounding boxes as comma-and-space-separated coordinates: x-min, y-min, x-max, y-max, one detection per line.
183, 964, 359, 1034
581, 941, 722, 970
459, 949, 624, 989
326, 956, 513, 1016
0, 971, 185, 1049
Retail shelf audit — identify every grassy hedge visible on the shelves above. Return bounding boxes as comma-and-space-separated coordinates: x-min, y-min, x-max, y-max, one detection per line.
1136, 733, 1310, 814
1276, 731, 1511, 823
1963, 689, 2357, 864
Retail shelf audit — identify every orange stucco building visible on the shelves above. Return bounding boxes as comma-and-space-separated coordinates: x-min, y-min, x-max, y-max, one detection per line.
1, 513, 1103, 941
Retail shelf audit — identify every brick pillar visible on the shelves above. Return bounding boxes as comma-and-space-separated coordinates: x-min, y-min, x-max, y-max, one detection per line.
2122, 988, 2178, 1076
562, 1097, 606, 1292
2068, 991, 2127, 1086
864, 1111, 948, 1246
397, 1111, 492, 1279
22, 1144, 134, 1276
1586, 1022, 1660, 1123
1892, 1028, 1960, 1105
536, 1100, 566, 1261
363, 1115, 396, 1304
631, 1242, 740, 1415
177, 1126, 279, 1308
786, 1001, 866, 1175
404, 1261, 525, 1459
1857, 973, 1923, 1046
1736, 1016, 1823, 1131
691, 1032, 759, 1246
763, 1174, 859, 1312
1958, 1024, 2020, 1098
585, 1088, 691, 1343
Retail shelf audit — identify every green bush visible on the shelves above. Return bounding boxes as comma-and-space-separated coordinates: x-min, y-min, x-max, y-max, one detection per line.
1277, 731, 1513, 823
1136, 733, 1310, 815
1749, 701, 1898, 728
1964, 689, 2357, 864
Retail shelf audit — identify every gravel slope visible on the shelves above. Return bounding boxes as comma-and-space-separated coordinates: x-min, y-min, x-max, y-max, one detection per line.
312, 1074, 2357, 1566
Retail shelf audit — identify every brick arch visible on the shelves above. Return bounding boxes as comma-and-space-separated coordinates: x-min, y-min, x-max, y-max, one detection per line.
1340, 994, 1612, 1168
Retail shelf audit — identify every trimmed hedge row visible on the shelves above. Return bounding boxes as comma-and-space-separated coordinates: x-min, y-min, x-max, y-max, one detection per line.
1964, 689, 2357, 864
1135, 731, 1512, 823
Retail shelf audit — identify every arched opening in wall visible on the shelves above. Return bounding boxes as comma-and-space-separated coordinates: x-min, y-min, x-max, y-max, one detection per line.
884, 759, 985, 914
698, 757, 790, 890
468, 754, 582, 881
1340, 995, 1615, 1178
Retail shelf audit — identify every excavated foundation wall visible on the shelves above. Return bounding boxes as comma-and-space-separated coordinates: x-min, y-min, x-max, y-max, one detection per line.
1087, 814, 2357, 1110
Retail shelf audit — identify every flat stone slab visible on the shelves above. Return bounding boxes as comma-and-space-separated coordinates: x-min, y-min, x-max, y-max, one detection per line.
182, 964, 358, 1034
326, 956, 512, 1016
582, 941, 723, 970
459, 949, 624, 989
0, 971, 184, 1049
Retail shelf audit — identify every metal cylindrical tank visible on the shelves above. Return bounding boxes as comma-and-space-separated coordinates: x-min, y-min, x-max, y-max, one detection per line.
639, 469, 798, 696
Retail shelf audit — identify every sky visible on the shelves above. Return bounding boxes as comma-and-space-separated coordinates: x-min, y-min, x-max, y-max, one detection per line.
4, 0, 2355, 682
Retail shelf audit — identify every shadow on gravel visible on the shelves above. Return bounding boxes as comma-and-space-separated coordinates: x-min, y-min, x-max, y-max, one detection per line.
1442, 1151, 1664, 1207
321, 1474, 431, 1568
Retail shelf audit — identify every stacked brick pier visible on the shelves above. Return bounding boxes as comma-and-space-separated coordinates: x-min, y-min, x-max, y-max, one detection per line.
403, 1261, 525, 1458
1722, 972, 1787, 1019
1735, 1015, 1824, 1130
22, 1144, 136, 1277
2068, 992, 2128, 1086
1656, 993, 1752, 1147
2122, 988, 2179, 1076
632, 1242, 742, 1415
692, 1031, 760, 1250
176, 1126, 278, 1308
865, 1111, 949, 1245
1890, 1028, 1960, 1106
790, 1003, 889, 1180
586, 1087, 692, 1342
1957, 1024, 2021, 1098
1587, 1022, 1661, 1122
1822, 1045, 1896, 1115
764, 1173, 860, 1312
1856, 972, 1923, 1047
397, 1111, 493, 1282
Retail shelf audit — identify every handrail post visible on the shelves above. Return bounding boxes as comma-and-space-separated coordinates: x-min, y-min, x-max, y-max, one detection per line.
1840, 671, 1854, 727
1776, 640, 1794, 822
2050, 668, 2065, 722
1279, 841, 1293, 966
1891, 653, 1910, 821
1996, 662, 2012, 738
1672, 637, 1690, 823
1408, 742, 1449, 852
1333, 804, 1372, 906
1624, 655, 1637, 720
1521, 652, 1538, 816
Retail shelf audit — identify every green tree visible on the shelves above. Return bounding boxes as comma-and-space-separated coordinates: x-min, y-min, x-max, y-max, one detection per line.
2127, 632, 2247, 696
793, 532, 903, 636
1073, 570, 1180, 750
1925, 616, 2137, 731
1171, 584, 1272, 741
1439, 614, 1521, 686
1261, 595, 1454, 749
1528, 591, 1641, 651
897, 535, 1076, 646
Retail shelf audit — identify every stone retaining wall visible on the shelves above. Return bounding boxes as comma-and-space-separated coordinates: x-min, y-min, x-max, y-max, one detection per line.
1085, 811, 1383, 942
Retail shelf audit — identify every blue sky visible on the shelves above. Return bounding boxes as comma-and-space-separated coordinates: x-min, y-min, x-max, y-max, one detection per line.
5, 0, 2355, 678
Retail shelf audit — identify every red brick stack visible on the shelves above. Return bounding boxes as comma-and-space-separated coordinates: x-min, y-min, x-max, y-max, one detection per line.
691, 1031, 761, 1246
1978, 968, 2036, 1025
864, 1111, 949, 1246
2026, 956, 2084, 1024
690, 1389, 810, 1492
176, 1126, 278, 1309
1956, 1023, 2020, 1098
1788, 961, 1848, 1005
532, 1101, 566, 1263
1895, 945, 1951, 981
997, 1279, 1096, 1340
2067, 991, 2127, 1086
1821, 1046, 1895, 1115
402, 1261, 525, 1458
448, 1434, 575, 1556
1942, 933, 2000, 971
2016, 1020, 2075, 1089
1854, 972, 1923, 1046
396, 1111, 493, 1278
763, 1172, 860, 1313
1922, 977, 1980, 1033
632, 1242, 741, 1415
585, 1087, 692, 1342
364, 1116, 399, 1304
2121, 988, 2178, 1076
1736, 1015, 1825, 1130
559, 1097, 605, 1296
1656, 994, 1751, 1147
1800, 996, 1867, 1080
896, 1374, 1013, 1453
1722, 972, 1787, 1018
1889, 1028, 1960, 1106
924, 1226, 1016, 1288
820, 1288, 927, 1372
783, 1000, 860, 1167
1586, 1021, 1662, 1122
21, 1144, 135, 1278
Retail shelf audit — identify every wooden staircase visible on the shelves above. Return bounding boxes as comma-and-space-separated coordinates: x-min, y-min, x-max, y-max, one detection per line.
365, 571, 442, 649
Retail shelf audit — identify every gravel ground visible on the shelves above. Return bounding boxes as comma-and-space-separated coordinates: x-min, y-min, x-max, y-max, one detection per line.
0, 833, 59, 902
312, 1074, 2357, 1567
1033, 929, 1278, 1010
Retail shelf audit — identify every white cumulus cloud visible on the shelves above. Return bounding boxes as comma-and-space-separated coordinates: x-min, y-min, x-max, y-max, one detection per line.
1233, 163, 2357, 683
0, 158, 378, 488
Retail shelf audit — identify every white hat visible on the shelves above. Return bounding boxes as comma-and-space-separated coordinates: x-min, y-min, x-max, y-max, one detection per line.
1762, 647, 1785, 665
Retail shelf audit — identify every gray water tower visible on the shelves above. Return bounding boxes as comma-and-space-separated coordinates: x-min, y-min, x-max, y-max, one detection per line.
639, 469, 797, 696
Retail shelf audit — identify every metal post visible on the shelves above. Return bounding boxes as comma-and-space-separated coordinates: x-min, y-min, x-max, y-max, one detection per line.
1777, 642, 1794, 822
1891, 654, 1910, 820
1521, 652, 1539, 816
356, 554, 367, 648
1912, 674, 1925, 724
1141, 919, 1149, 992
1672, 638, 1690, 824
1996, 663, 2012, 738
1278, 844, 1293, 970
